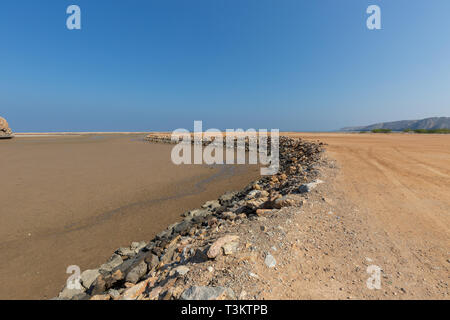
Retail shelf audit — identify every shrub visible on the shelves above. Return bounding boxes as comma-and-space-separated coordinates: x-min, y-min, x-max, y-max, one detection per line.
371, 129, 392, 133
413, 129, 450, 134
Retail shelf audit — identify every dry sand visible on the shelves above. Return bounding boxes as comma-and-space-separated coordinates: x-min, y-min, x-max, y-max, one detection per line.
284, 132, 450, 298
1, 132, 449, 300
293, 132, 450, 244
130, 132, 449, 300
192, 132, 449, 299
0, 134, 259, 299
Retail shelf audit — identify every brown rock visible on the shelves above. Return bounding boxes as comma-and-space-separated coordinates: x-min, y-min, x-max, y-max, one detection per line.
90, 294, 111, 300
148, 286, 163, 300
221, 211, 237, 220
273, 196, 300, 209
0, 116, 12, 138
89, 275, 107, 296
190, 248, 209, 263
125, 259, 148, 284
222, 241, 239, 255
144, 252, 160, 271
180, 286, 235, 300
245, 198, 267, 210
119, 277, 156, 300
207, 235, 239, 259
111, 269, 124, 282
256, 209, 273, 216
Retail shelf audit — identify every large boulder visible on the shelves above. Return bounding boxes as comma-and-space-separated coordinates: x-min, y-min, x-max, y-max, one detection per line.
0, 116, 12, 138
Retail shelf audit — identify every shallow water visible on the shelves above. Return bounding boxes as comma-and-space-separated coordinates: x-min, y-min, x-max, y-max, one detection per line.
0, 134, 259, 299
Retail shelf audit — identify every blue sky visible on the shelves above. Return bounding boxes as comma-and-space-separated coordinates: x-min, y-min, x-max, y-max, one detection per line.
1, 0, 449, 132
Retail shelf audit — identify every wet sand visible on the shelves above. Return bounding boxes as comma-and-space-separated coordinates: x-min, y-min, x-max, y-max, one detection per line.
0, 134, 260, 299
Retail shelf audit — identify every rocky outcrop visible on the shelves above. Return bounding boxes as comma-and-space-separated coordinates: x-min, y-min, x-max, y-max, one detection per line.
0, 116, 13, 138
341, 117, 450, 132
56, 135, 325, 300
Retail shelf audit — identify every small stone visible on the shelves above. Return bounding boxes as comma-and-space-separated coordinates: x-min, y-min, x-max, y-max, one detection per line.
160, 242, 179, 264
265, 253, 276, 268
119, 277, 156, 300
144, 253, 160, 271
180, 286, 235, 300
90, 294, 111, 300
173, 265, 190, 276
222, 211, 237, 220
131, 241, 147, 252
116, 247, 136, 258
80, 269, 100, 290
88, 273, 121, 296
207, 266, 214, 273
108, 289, 121, 300
190, 248, 209, 263
148, 286, 163, 300
207, 235, 239, 259
111, 269, 124, 281
219, 191, 237, 206
222, 241, 239, 255
298, 180, 324, 193
173, 220, 192, 235
58, 286, 85, 300
99, 254, 123, 273
237, 213, 247, 220
273, 196, 297, 209
125, 260, 147, 284
247, 189, 269, 199
202, 200, 221, 210
256, 209, 272, 216
245, 199, 267, 210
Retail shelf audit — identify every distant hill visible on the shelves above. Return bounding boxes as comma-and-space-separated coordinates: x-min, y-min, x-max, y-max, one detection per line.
341, 117, 450, 132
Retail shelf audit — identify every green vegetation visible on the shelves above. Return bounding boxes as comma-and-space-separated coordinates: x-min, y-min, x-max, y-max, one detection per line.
357, 128, 449, 134
412, 129, 450, 134
371, 129, 392, 133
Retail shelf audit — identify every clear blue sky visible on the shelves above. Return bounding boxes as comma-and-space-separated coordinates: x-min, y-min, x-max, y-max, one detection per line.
1, 0, 449, 132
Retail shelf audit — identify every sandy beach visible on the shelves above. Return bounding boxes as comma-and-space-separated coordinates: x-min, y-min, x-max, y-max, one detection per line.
0, 134, 260, 299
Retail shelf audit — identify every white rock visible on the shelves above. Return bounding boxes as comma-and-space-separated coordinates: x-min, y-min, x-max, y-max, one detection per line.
265, 253, 277, 268
173, 265, 190, 276
80, 269, 100, 289
298, 179, 324, 193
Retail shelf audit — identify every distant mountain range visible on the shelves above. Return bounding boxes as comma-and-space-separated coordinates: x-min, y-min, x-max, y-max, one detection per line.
341, 117, 450, 132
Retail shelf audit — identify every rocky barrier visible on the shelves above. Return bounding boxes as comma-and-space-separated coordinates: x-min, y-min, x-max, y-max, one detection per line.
0, 116, 13, 138
57, 134, 324, 300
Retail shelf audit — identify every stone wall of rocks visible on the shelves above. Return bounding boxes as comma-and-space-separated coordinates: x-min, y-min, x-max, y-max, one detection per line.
0, 116, 12, 138
57, 135, 324, 300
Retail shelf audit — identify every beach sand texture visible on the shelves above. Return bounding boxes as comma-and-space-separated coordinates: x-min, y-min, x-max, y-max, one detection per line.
0, 134, 259, 299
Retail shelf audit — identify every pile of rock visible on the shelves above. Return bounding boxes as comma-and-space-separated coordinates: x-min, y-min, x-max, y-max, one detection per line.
0, 116, 13, 138
56, 135, 324, 300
